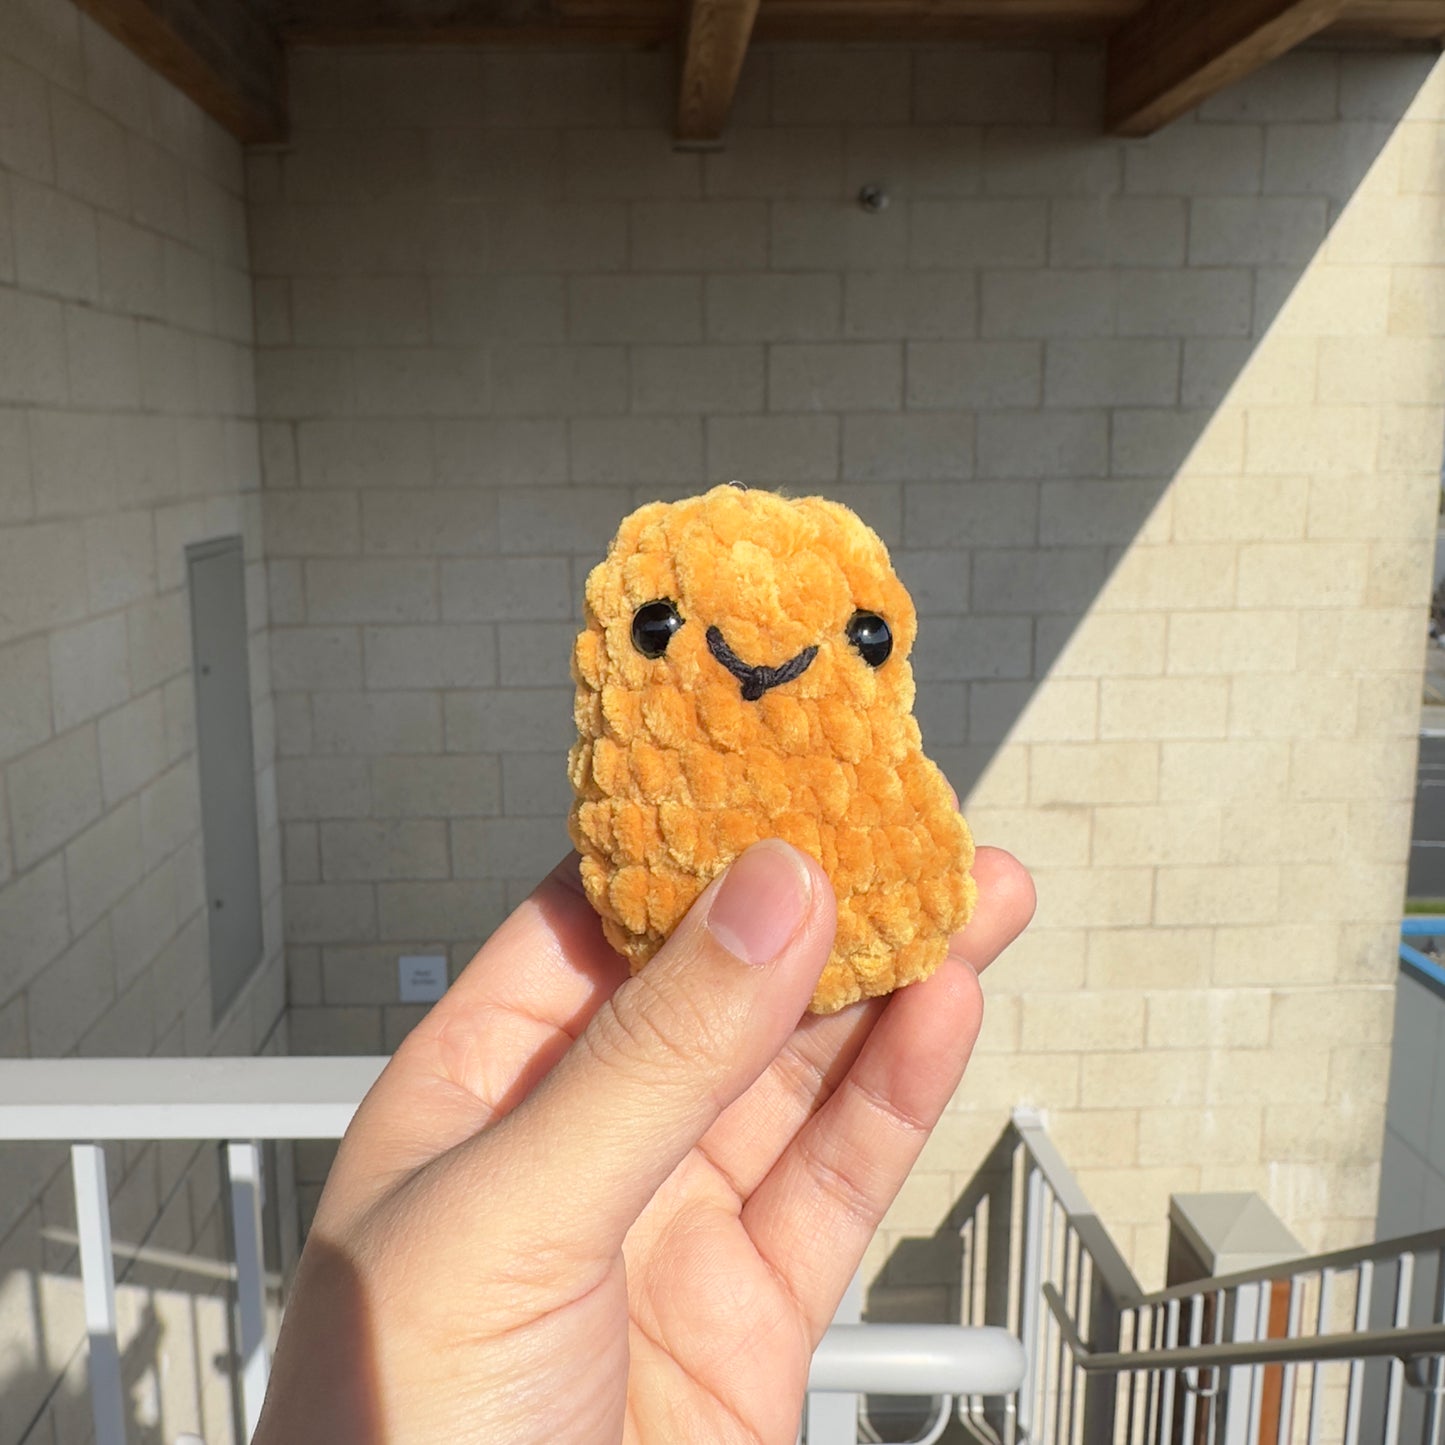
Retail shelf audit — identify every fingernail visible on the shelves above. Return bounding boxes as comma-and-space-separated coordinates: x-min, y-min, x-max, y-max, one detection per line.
706, 840, 813, 966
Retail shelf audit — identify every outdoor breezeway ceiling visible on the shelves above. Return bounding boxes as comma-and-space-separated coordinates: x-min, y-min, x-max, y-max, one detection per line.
71, 0, 1445, 146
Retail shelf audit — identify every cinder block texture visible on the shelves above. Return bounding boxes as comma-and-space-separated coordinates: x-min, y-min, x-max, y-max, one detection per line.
0, 8, 284, 1439
245, 42, 1445, 1295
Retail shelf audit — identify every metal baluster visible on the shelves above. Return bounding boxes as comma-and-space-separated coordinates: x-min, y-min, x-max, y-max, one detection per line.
1181, 1291, 1203, 1445
1425, 1248, 1445, 1445
1159, 1298, 1180, 1445
962, 1214, 982, 1437
1142, 1309, 1155, 1445
1221, 1280, 1260, 1445
1035, 1196, 1050, 1445
1277, 1277, 1301, 1445
1141, 1309, 1153, 1445
1018, 1167, 1045, 1443
1209, 1286, 1226, 1445
997, 1150, 1021, 1445
1053, 1194, 1068, 1444
72, 1144, 127, 1445
958, 1215, 974, 1435
1143, 1306, 1160, 1445
1066, 1230, 1084, 1445
965, 1215, 976, 1327
226, 1141, 270, 1441
1343, 1260, 1373, 1445
1383, 1252, 1414, 1445
1246, 1279, 1270, 1445
1125, 1309, 1140, 1445
1080, 1228, 1121, 1445
1114, 1270, 1126, 1445
1307, 1269, 1331, 1445
1042, 1194, 1060, 1445
1051, 1196, 1075, 1445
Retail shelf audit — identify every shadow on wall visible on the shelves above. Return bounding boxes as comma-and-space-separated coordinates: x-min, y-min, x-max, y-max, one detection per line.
859, 26, 1442, 1356
0, 1227, 251, 1445
895, 93, 1430, 808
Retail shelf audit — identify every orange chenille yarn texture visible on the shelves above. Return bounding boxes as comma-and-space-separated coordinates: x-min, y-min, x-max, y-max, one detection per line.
567, 484, 976, 1015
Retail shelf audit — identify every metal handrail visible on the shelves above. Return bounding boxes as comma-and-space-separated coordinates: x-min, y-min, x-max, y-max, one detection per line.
807, 1325, 1025, 1395
1042, 1284, 1445, 1374
1135, 1226, 1445, 1309
0, 1056, 387, 1139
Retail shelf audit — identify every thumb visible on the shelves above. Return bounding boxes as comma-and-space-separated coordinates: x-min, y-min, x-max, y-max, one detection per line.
470, 840, 835, 1254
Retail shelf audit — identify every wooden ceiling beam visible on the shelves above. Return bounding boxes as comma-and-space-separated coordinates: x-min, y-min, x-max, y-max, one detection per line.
1106, 0, 1348, 136
272, 0, 1445, 51
80, 0, 1435, 145
675, 0, 763, 144
1330, 0, 1445, 38
74, 0, 287, 142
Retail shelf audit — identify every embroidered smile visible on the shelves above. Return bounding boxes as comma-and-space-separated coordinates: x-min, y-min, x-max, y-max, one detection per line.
705, 626, 818, 702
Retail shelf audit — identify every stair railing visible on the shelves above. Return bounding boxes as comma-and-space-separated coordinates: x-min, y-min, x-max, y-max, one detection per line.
951, 1109, 1445, 1445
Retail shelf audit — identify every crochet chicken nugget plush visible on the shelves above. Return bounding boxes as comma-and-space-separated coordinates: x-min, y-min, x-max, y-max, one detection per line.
568, 483, 976, 1015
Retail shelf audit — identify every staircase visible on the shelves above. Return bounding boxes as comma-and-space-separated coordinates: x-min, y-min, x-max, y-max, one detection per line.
946, 1110, 1445, 1445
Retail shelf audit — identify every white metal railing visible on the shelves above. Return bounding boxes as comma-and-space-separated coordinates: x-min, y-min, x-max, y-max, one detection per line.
951, 1109, 1445, 1445
0, 1058, 1024, 1445
0, 1056, 383, 1445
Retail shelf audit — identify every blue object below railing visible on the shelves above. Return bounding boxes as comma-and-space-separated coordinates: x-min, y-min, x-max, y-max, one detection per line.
1400, 916, 1445, 997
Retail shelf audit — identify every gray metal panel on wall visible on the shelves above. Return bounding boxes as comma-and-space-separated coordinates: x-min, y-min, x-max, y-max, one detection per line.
186, 537, 263, 1021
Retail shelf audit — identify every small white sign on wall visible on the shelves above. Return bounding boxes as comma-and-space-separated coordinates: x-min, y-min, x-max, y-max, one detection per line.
398, 954, 448, 1004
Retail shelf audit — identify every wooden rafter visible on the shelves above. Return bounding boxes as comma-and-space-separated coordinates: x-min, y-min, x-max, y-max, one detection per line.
76, 0, 1445, 145
260, 0, 1445, 51
675, 0, 762, 144
1106, 0, 1349, 136
74, 0, 287, 142
271, 0, 1445, 45
1331, 0, 1445, 38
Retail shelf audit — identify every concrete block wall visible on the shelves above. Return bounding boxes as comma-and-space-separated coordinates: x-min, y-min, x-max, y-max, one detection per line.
251, 42, 1445, 1290
0, 0, 283, 1439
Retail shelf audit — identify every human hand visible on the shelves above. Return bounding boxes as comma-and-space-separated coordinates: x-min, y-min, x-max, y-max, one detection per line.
254, 840, 1034, 1445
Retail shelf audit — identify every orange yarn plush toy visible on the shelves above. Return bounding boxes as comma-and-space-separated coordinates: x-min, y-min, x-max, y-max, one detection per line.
568, 483, 976, 1015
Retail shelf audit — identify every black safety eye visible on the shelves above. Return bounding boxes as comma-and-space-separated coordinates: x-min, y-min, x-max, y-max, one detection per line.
631, 600, 684, 658
846, 611, 892, 668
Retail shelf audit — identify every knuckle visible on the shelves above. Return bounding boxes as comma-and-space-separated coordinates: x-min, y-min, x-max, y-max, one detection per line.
796, 1131, 879, 1232
586, 967, 742, 1095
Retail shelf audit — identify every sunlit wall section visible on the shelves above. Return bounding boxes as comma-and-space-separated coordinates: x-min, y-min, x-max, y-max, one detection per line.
950, 60, 1445, 1287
